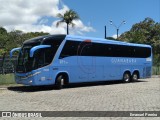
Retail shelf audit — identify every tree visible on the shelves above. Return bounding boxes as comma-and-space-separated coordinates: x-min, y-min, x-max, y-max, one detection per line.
0, 27, 7, 34
56, 9, 79, 34
119, 17, 160, 66
0, 27, 9, 54
106, 37, 117, 40
0, 27, 50, 55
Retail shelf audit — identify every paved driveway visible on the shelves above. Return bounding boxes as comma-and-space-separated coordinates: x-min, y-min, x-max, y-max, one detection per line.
0, 77, 159, 119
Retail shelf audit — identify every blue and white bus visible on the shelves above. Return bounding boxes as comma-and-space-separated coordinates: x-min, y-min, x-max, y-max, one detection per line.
10, 35, 152, 89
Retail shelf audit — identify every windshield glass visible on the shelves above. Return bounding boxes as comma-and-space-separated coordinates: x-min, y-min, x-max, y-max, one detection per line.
33, 47, 54, 69
16, 35, 65, 73
16, 41, 41, 73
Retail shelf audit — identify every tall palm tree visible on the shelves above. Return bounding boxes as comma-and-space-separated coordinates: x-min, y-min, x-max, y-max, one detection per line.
56, 10, 79, 34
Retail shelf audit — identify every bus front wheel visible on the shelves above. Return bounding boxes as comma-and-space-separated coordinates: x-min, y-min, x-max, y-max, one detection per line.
56, 75, 64, 90
123, 72, 131, 83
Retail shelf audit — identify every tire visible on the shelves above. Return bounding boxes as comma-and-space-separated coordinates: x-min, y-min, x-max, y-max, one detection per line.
56, 75, 64, 90
131, 73, 138, 82
123, 72, 131, 83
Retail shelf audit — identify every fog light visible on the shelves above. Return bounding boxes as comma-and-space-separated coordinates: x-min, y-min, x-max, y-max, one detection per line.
29, 80, 32, 83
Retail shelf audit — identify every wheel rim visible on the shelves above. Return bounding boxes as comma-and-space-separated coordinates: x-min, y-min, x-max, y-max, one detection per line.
124, 73, 130, 82
60, 78, 64, 85
133, 74, 138, 80
56, 75, 65, 87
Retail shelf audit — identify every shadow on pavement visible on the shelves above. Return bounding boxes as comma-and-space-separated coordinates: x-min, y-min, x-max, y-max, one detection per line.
7, 80, 147, 92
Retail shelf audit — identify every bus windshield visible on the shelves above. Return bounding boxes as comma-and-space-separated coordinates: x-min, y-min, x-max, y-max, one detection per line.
16, 36, 64, 73
17, 40, 41, 73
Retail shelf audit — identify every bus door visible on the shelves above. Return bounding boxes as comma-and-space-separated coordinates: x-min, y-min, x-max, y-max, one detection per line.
30, 45, 53, 84
77, 40, 97, 82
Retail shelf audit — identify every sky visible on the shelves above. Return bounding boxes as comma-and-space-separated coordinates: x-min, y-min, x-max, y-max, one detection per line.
0, 0, 159, 38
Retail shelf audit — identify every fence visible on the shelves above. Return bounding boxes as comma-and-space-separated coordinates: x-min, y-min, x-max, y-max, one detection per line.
0, 55, 17, 74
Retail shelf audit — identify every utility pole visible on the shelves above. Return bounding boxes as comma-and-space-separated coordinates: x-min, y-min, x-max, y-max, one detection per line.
104, 26, 107, 39
110, 20, 126, 39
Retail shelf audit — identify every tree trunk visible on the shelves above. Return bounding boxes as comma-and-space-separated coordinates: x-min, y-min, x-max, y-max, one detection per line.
67, 23, 69, 35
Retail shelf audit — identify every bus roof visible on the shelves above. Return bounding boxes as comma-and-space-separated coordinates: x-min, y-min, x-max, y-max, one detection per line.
23, 34, 151, 48
23, 34, 66, 44
65, 35, 151, 48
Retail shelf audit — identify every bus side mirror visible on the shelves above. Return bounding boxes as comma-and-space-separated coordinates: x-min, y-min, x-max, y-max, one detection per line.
10, 47, 21, 58
30, 45, 51, 57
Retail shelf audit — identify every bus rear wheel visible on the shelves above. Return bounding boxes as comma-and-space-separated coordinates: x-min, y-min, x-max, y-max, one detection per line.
131, 73, 138, 82
56, 75, 65, 90
123, 72, 131, 83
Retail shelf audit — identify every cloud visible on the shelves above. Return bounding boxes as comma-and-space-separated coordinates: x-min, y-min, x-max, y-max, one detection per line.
112, 34, 121, 39
112, 34, 118, 39
0, 0, 94, 35
55, 20, 95, 35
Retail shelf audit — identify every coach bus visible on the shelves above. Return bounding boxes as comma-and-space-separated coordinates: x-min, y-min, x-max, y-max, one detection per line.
10, 35, 152, 89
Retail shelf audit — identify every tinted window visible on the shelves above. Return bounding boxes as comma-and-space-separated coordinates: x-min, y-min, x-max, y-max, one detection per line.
59, 40, 151, 58
59, 40, 79, 58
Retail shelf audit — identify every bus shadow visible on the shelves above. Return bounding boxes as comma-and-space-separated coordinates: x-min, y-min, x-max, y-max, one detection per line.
7, 85, 54, 92
7, 80, 147, 92
63, 80, 147, 89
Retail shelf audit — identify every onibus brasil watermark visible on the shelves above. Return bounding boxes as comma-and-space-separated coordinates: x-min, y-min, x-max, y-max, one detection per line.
1, 112, 42, 118
1, 111, 160, 117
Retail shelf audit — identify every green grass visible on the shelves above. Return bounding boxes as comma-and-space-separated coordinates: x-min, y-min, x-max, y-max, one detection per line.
152, 66, 160, 75
0, 74, 16, 85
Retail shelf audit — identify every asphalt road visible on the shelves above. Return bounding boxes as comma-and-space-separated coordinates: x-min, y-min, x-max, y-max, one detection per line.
0, 77, 160, 120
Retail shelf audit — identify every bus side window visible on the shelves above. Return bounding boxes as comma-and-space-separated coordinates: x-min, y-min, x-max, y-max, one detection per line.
59, 40, 80, 58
